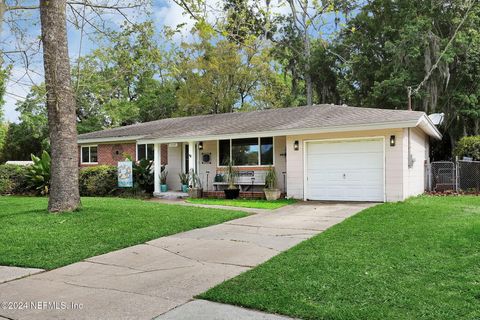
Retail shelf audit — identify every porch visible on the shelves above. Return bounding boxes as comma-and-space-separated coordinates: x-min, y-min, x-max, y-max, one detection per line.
148, 137, 287, 197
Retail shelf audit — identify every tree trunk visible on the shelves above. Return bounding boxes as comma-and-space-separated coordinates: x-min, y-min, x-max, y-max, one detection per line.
0, 1, 5, 36
302, 10, 312, 106
40, 0, 80, 212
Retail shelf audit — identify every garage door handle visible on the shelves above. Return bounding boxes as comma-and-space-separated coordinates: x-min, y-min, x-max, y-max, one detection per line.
343, 173, 346, 179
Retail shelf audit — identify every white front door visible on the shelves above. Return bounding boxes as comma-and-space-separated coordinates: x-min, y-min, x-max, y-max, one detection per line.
305, 138, 385, 202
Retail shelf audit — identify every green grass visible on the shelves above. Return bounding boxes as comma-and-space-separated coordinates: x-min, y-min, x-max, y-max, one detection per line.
0, 196, 247, 270
185, 198, 296, 209
200, 196, 480, 320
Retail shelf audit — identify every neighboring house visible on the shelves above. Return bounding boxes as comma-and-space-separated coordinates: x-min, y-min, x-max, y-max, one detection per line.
77, 104, 441, 202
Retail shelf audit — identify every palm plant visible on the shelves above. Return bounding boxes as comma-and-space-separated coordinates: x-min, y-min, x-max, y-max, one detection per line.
26, 151, 51, 195
265, 166, 277, 189
189, 169, 202, 188
224, 159, 238, 190
160, 170, 168, 185
179, 172, 189, 185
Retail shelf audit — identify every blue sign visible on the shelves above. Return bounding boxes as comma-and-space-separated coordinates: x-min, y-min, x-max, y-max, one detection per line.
118, 161, 133, 187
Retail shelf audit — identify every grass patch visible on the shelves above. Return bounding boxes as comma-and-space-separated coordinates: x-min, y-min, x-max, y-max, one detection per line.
186, 198, 296, 209
0, 196, 246, 270
200, 196, 480, 320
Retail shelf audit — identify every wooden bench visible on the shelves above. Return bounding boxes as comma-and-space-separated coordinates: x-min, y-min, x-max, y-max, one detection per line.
213, 170, 266, 191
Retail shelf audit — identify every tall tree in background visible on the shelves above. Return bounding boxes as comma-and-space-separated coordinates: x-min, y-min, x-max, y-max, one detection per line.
285, 0, 354, 106
1, 85, 48, 162
74, 22, 174, 129
40, 0, 80, 212
334, 0, 478, 152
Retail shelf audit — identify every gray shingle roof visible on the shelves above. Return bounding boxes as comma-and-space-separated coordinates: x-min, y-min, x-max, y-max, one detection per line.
78, 104, 427, 142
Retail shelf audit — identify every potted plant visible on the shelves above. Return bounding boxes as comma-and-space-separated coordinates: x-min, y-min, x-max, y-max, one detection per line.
223, 160, 239, 199
160, 169, 168, 192
264, 166, 281, 200
188, 169, 203, 198
179, 172, 189, 193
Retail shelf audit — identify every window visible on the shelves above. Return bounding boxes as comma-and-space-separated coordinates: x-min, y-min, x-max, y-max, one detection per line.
218, 137, 274, 166
137, 144, 154, 161
218, 139, 230, 166
232, 138, 259, 165
81, 146, 98, 163
260, 137, 273, 165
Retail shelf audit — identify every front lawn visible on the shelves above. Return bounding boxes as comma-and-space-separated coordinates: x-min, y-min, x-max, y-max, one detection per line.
200, 196, 480, 320
0, 196, 247, 270
186, 198, 296, 209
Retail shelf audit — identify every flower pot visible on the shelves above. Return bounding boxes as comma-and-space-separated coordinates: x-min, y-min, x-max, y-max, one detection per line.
181, 184, 189, 193
264, 188, 281, 201
224, 188, 240, 199
160, 184, 168, 192
189, 187, 203, 198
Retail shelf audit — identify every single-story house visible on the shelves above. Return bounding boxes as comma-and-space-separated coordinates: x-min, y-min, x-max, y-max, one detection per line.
77, 104, 441, 202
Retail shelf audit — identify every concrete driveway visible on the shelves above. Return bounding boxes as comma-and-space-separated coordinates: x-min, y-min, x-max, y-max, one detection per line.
0, 201, 374, 320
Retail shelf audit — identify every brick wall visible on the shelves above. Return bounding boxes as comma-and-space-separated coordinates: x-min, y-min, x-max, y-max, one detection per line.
79, 143, 168, 167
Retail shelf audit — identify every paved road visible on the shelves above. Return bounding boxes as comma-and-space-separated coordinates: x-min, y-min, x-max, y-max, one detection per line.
0, 201, 374, 320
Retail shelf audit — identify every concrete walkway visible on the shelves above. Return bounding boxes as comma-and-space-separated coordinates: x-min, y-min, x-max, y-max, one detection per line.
0, 266, 44, 284
0, 201, 374, 320
155, 300, 294, 320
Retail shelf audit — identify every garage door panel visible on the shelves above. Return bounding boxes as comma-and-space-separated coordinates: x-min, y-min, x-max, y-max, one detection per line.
308, 169, 383, 181
306, 139, 384, 202
307, 154, 383, 169
308, 140, 383, 155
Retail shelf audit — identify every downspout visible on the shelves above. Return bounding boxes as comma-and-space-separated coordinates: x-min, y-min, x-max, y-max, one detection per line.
407, 87, 414, 168
408, 128, 414, 168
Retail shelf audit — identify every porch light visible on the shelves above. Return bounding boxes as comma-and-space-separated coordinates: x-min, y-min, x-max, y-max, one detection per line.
198, 141, 203, 150
390, 135, 396, 147
293, 140, 299, 151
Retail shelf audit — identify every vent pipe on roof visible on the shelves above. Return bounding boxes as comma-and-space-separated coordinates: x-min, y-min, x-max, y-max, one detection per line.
407, 87, 413, 111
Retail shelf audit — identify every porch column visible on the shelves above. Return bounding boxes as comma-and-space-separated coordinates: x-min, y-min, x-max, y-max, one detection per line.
188, 141, 196, 173
154, 143, 161, 195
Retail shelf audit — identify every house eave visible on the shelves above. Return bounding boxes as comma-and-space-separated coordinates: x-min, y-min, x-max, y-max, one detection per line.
416, 115, 442, 140
77, 136, 144, 144
137, 120, 423, 144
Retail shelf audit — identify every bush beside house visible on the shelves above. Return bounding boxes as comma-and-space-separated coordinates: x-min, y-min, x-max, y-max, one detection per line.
0, 164, 30, 195
79, 165, 118, 196
1, 161, 154, 197
454, 136, 480, 160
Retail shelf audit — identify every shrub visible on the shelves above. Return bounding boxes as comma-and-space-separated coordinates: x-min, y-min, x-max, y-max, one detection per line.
132, 159, 154, 193
79, 165, 117, 196
454, 136, 480, 160
0, 164, 30, 195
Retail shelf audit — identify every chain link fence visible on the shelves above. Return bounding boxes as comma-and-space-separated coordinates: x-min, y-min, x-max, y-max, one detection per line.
426, 159, 480, 192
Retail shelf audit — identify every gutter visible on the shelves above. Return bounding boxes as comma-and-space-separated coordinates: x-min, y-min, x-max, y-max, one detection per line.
77, 135, 144, 144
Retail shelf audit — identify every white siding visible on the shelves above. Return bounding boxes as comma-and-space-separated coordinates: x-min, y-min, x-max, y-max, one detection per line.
274, 136, 287, 192
286, 129, 405, 202
403, 128, 429, 197
198, 140, 218, 191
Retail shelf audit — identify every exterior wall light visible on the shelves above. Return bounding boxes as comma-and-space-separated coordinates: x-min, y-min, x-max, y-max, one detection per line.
293, 140, 299, 151
390, 135, 396, 147
198, 141, 203, 150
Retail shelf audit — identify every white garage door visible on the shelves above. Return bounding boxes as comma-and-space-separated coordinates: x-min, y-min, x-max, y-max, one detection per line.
305, 138, 384, 202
